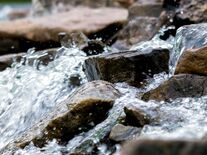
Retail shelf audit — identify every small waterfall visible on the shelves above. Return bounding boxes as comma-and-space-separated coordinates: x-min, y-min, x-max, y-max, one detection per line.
0, 47, 87, 150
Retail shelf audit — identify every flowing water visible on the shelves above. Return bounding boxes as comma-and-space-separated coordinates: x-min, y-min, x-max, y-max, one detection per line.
0, 8, 207, 153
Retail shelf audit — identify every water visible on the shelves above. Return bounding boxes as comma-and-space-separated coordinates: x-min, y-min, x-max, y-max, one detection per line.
0, 47, 87, 151
0, 25, 207, 154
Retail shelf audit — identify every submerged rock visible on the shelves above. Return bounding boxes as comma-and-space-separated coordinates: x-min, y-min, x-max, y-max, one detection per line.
175, 45, 207, 76
142, 74, 207, 101
84, 47, 169, 87
121, 139, 207, 155
2, 81, 121, 152
109, 124, 141, 142
0, 7, 127, 55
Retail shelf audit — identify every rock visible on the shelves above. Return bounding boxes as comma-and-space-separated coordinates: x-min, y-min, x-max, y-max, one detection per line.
84, 47, 169, 87
170, 23, 207, 72
124, 103, 159, 127
175, 46, 207, 76
128, 3, 163, 19
121, 139, 207, 155
175, 0, 207, 24
142, 74, 207, 101
0, 53, 24, 71
0, 7, 127, 55
3, 81, 121, 150
160, 0, 207, 39
58, 32, 106, 56
109, 124, 141, 142
32, 0, 134, 15
114, 17, 159, 49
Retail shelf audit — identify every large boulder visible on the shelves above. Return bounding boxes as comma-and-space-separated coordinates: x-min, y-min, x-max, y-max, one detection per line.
142, 74, 207, 101
0, 7, 127, 55
83, 47, 169, 87
121, 139, 207, 155
175, 45, 207, 76
2, 80, 121, 152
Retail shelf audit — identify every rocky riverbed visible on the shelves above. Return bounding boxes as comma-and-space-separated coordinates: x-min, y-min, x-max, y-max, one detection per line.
0, 0, 207, 155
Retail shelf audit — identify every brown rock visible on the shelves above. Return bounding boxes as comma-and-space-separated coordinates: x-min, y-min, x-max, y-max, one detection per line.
142, 74, 207, 101
2, 81, 121, 151
121, 139, 207, 155
175, 46, 207, 76
84, 48, 169, 87
0, 7, 127, 55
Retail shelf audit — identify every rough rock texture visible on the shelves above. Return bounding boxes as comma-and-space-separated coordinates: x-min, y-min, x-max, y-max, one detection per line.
121, 139, 207, 155
114, 17, 159, 49
128, 3, 163, 19
142, 74, 207, 101
0, 7, 127, 55
2, 81, 121, 152
175, 45, 207, 76
109, 124, 141, 142
84, 48, 169, 86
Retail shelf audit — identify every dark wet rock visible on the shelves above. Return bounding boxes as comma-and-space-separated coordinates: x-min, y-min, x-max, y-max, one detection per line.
0, 53, 24, 71
142, 74, 207, 102
114, 17, 159, 49
121, 139, 207, 155
124, 103, 158, 127
0, 7, 127, 55
175, 45, 207, 76
128, 3, 163, 19
109, 124, 141, 142
2, 81, 121, 151
170, 23, 207, 73
84, 48, 169, 87
160, 0, 207, 38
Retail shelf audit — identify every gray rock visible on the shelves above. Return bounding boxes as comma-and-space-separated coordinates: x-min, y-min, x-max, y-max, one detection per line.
109, 124, 141, 142
114, 17, 159, 49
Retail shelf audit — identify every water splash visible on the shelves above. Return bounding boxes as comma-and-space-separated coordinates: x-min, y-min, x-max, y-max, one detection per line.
0, 47, 87, 150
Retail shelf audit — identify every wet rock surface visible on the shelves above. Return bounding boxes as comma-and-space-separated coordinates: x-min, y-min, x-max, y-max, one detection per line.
175, 45, 207, 76
121, 139, 207, 155
0, 7, 127, 55
109, 124, 141, 142
2, 80, 121, 152
84, 47, 169, 86
171, 23, 207, 72
142, 74, 207, 101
